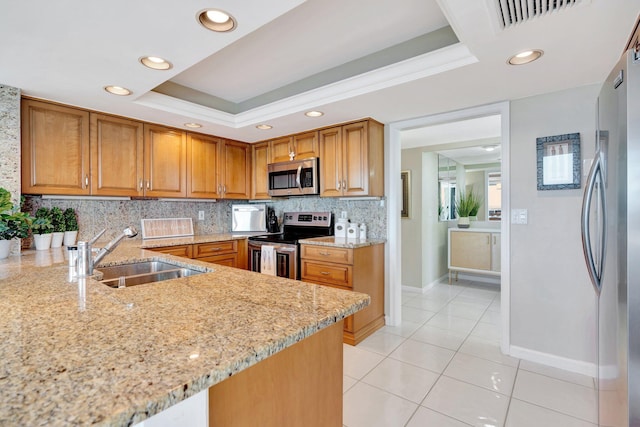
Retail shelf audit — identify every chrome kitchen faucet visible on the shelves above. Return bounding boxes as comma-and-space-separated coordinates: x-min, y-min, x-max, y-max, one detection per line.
76, 227, 138, 277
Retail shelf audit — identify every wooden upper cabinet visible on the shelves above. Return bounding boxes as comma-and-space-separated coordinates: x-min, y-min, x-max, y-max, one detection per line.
318, 127, 343, 197
251, 141, 270, 199
144, 124, 187, 198
220, 139, 251, 199
270, 136, 294, 163
269, 131, 318, 163
21, 99, 90, 195
292, 131, 318, 160
90, 113, 144, 197
319, 120, 384, 198
187, 133, 222, 199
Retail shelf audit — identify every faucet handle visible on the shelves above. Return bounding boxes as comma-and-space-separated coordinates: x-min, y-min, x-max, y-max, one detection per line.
89, 229, 106, 244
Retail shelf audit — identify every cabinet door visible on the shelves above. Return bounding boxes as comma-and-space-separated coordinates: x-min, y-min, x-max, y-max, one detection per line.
341, 121, 368, 196
144, 124, 187, 198
270, 136, 293, 163
187, 133, 222, 199
449, 231, 491, 271
90, 113, 144, 196
149, 245, 193, 258
221, 140, 251, 199
251, 142, 270, 199
491, 233, 501, 272
21, 99, 90, 195
319, 127, 343, 197
293, 131, 318, 160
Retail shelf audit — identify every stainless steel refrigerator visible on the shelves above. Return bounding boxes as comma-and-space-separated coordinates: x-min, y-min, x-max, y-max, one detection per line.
581, 23, 640, 427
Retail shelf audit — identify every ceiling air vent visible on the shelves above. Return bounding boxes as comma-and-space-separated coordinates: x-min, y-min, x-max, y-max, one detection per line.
495, 0, 584, 29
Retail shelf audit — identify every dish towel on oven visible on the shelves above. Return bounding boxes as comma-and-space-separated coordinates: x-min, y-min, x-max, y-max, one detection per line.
260, 245, 276, 276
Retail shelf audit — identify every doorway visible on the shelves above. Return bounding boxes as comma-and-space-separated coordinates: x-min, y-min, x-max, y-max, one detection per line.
385, 101, 511, 354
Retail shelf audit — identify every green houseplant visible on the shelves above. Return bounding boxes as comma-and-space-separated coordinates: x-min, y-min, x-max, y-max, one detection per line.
32, 207, 53, 250
0, 188, 34, 259
63, 208, 78, 246
468, 192, 483, 221
50, 207, 65, 248
455, 190, 477, 228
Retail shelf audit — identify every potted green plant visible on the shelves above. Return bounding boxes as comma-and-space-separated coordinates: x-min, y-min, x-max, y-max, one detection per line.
0, 188, 34, 259
63, 208, 78, 246
50, 207, 65, 248
468, 192, 483, 221
32, 207, 53, 250
455, 190, 475, 228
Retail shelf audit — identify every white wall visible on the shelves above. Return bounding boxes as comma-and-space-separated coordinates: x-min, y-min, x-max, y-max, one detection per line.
510, 84, 599, 368
401, 147, 423, 288
421, 152, 448, 287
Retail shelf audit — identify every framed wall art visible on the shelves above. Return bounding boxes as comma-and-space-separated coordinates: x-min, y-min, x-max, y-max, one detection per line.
536, 132, 581, 190
401, 171, 411, 218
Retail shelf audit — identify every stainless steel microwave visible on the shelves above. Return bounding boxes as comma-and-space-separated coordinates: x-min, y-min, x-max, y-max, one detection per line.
267, 158, 319, 197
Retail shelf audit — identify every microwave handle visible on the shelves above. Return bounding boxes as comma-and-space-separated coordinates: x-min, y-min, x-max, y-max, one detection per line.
295, 165, 303, 192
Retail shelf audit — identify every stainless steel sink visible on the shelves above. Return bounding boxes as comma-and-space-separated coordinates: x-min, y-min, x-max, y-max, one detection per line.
96, 261, 204, 288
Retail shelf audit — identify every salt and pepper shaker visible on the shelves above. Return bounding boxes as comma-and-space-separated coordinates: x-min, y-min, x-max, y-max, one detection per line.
359, 223, 367, 240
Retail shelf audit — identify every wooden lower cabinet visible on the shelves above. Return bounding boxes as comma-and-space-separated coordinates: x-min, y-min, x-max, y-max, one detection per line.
448, 229, 501, 283
209, 321, 343, 427
300, 243, 384, 345
148, 239, 247, 270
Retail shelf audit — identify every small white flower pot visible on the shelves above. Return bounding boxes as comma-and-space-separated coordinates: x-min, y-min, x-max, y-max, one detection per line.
457, 217, 470, 229
51, 232, 64, 248
63, 230, 78, 246
34, 233, 53, 251
0, 240, 10, 259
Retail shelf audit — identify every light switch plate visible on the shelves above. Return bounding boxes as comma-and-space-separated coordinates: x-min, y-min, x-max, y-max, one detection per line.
511, 208, 528, 224
198, 211, 205, 221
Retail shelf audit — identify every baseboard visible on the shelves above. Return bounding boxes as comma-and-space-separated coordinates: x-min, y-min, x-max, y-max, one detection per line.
401, 274, 450, 294
509, 345, 597, 378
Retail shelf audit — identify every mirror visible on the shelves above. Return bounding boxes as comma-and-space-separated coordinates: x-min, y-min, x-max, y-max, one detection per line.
438, 147, 502, 222
438, 154, 457, 221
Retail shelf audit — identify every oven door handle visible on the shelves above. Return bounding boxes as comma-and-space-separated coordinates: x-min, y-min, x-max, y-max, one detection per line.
295, 165, 303, 192
275, 247, 296, 252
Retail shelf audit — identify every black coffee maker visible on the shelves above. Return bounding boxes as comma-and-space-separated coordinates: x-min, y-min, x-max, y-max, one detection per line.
266, 207, 279, 233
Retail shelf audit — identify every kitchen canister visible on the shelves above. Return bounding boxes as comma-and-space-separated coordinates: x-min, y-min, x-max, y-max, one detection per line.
347, 223, 360, 239
335, 218, 348, 238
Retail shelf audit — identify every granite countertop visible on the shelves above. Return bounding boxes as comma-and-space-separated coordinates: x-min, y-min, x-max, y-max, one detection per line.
0, 239, 369, 426
299, 236, 386, 249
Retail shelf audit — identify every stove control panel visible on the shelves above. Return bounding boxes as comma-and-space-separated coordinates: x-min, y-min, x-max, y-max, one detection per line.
283, 212, 332, 227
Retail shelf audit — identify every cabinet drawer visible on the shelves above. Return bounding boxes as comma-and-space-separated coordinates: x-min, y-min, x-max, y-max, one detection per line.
300, 245, 353, 264
149, 245, 193, 258
193, 241, 237, 258
198, 254, 237, 267
301, 260, 352, 288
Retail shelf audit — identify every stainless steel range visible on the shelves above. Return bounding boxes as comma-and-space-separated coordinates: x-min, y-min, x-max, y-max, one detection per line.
248, 212, 333, 279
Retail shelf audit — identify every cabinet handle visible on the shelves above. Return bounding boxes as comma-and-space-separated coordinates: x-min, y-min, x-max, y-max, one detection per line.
223, 185, 227, 194
342, 180, 347, 190
337, 181, 341, 190
146, 181, 150, 190
139, 179, 143, 190
320, 271, 330, 275
210, 247, 221, 251
84, 175, 89, 188
487, 236, 490, 245
319, 252, 330, 256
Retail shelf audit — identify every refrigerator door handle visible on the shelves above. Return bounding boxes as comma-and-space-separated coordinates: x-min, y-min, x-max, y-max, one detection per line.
581, 151, 606, 295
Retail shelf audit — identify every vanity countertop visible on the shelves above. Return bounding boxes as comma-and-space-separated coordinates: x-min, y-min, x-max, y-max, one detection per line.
0, 242, 368, 426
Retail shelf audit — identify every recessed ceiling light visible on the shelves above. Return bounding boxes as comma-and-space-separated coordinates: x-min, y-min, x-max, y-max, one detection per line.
197, 9, 236, 32
256, 124, 272, 130
184, 122, 202, 128
508, 49, 543, 65
140, 56, 172, 70
305, 110, 324, 118
482, 145, 498, 152
104, 85, 132, 96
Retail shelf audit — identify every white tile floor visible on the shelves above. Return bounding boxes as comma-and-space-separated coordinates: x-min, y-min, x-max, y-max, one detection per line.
343, 279, 597, 427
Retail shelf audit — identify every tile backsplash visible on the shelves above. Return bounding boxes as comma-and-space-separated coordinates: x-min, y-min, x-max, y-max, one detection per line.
27, 196, 387, 242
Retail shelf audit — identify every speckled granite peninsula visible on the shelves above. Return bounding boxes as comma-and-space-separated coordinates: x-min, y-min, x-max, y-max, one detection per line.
0, 238, 369, 426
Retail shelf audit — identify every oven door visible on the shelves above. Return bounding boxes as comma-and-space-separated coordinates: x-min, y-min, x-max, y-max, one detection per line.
248, 242, 298, 280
